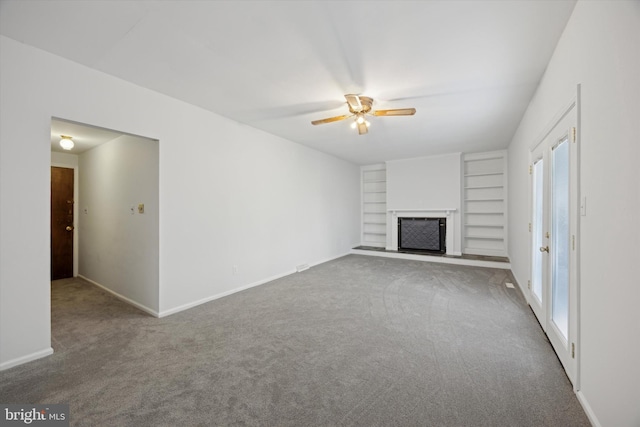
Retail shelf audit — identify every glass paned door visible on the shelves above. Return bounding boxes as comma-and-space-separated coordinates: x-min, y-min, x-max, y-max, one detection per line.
551, 139, 570, 339
531, 158, 544, 304
529, 107, 578, 387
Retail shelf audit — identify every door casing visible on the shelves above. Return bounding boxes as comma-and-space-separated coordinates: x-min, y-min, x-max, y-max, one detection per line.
527, 90, 581, 390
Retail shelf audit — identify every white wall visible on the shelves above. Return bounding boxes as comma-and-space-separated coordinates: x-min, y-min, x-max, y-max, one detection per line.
386, 153, 462, 254
51, 151, 80, 277
79, 135, 159, 313
507, 1, 640, 426
0, 35, 360, 369
51, 151, 78, 167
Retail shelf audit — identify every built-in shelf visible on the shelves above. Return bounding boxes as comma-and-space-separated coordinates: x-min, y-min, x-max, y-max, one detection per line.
464, 185, 503, 189
465, 235, 504, 240
463, 172, 504, 177
465, 156, 504, 162
465, 211, 504, 215
463, 151, 507, 257
362, 165, 387, 248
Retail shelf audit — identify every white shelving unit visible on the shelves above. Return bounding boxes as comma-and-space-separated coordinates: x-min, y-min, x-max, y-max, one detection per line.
463, 151, 507, 257
361, 164, 387, 248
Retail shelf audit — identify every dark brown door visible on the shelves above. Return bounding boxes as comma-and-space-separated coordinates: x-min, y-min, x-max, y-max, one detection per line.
51, 167, 74, 280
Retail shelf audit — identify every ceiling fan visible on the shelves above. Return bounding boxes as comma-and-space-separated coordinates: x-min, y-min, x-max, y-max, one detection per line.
311, 94, 416, 135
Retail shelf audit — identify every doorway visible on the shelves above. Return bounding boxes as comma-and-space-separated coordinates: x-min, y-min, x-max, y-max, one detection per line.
51, 166, 75, 280
529, 103, 579, 386
50, 117, 160, 315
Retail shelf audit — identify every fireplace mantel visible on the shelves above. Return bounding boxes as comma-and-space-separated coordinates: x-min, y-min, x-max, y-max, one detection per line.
387, 208, 458, 256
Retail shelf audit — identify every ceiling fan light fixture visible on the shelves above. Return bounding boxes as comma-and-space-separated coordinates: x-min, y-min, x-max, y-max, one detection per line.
59, 135, 74, 150
310, 94, 415, 135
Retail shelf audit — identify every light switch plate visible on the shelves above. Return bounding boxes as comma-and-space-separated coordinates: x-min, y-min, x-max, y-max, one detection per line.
138, 203, 144, 214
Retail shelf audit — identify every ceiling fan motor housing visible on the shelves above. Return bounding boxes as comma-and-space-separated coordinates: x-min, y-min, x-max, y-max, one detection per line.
348, 96, 373, 114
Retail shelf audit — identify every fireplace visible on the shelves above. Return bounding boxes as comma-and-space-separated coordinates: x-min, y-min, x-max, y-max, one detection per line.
387, 209, 458, 256
398, 217, 446, 253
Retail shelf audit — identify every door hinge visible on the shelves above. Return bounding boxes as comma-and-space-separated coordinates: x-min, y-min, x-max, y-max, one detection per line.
529, 165, 532, 174
571, 343, 575, 358
528, 223, 532, 232
527, 280, 531, 290
545, 231, 550, 239
571, 127, 577, 143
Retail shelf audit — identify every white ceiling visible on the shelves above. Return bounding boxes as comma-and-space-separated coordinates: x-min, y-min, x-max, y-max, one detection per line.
1, 0, 576, 165
50, 118, 128, 154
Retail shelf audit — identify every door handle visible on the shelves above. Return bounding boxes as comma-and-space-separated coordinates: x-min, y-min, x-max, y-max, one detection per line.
66, 225, 74, 232
539, 246, 549, 253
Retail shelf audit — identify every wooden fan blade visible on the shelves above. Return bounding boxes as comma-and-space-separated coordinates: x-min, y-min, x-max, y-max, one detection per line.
373, 108, 416, 116
357, 122, 368, 135
345, 94, 363, 112
311, 115, 351, 125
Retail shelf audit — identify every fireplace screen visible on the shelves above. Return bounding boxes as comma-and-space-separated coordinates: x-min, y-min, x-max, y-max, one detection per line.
398, 218, 446, 253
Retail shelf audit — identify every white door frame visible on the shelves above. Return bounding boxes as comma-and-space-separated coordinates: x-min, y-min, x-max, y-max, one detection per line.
527, 85, 581, 390
51, 160, 79, 278
529, 147, 547, 325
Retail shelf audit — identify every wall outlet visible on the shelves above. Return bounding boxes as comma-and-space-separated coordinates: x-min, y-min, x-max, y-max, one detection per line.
232, 265, 239, 275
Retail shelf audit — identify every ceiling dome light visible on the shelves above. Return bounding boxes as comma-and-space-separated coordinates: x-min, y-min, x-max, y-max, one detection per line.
59, 135, 74, 150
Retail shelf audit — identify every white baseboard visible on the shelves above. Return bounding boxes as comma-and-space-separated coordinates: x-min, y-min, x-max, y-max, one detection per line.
0, 347, 53, 371
158, 252, 351, 318
510, 271, 529, 302
576, 391, 601, 427
309, 251, 351, 268
78, 275, 160, 318
158, 269, 295, 318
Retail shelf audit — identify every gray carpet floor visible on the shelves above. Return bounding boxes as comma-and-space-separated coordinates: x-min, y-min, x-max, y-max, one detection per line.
0, 255, 590, 426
